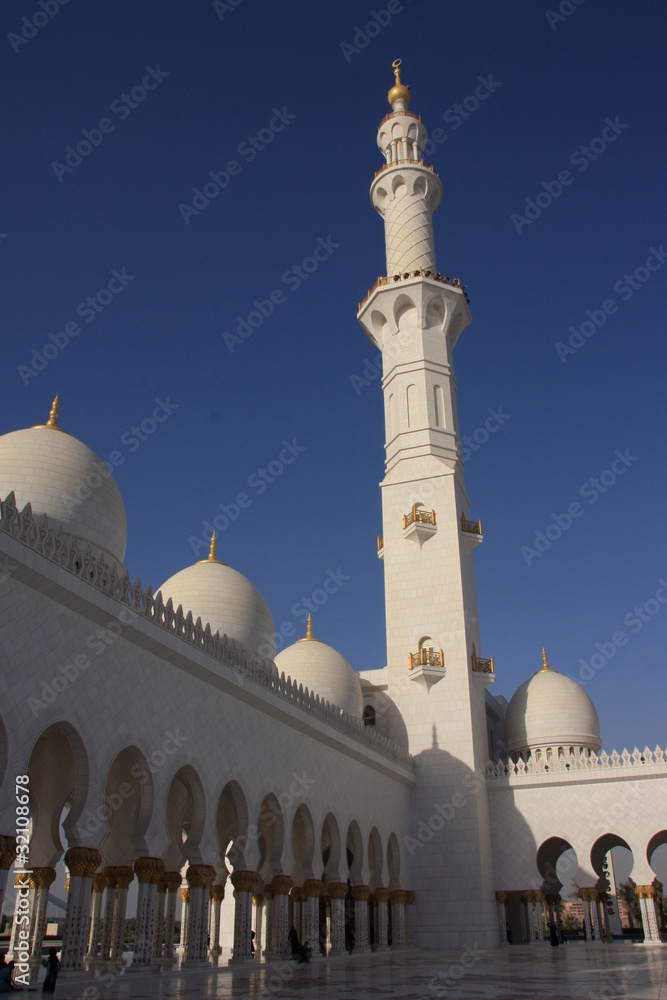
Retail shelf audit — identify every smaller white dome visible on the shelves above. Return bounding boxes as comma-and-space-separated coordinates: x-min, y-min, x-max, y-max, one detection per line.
505, 650, 601, 757
157, 535, 275, 661
275, 616, 363, 719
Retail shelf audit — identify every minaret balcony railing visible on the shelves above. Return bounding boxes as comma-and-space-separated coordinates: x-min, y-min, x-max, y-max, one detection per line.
409, 648, 445, 671
373, 157, 435, 180
461, 515, 482, 535
472, 653, 494, 675
377, 535, 384, 552
377, 109, 425, 129
403, 506, 435, 530
358, 270, 469, 311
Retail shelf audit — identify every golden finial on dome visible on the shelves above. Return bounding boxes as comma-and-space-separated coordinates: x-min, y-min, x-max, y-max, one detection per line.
208, 533, 218, 562
542, 648, 550, 672
388, 58, 411, 108
305, 613, 313, 640
46, 394, 60, 429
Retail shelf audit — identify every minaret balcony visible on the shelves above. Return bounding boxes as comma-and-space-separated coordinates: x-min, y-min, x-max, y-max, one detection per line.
358, 269, 469, 312
403, 505, 436, 547
460, 513, 483, 550
472, 652, 494, 689
377, 535, 384, 560
408, 646, 446, 691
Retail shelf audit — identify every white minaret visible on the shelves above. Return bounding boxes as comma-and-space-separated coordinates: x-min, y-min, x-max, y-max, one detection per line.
358, 61, 498, 949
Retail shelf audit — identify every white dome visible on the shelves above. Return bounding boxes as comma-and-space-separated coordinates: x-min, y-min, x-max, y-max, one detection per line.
157, 539, 275, 661
0, 401, 127, 565
505, 652, 601, 756
275, 618, 363, 719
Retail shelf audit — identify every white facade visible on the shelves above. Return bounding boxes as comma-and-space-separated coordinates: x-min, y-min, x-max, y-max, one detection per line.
0, 62, 664, 983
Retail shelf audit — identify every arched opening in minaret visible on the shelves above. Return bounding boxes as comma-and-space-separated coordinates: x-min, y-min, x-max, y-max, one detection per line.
406, 384, 417, 428
433, 385, 445, 428
363, 705, 376, 727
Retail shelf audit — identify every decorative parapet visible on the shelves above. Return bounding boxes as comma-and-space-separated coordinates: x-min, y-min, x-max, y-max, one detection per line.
461, 515, 482, 535
486, 745, 667, 780
403, 506, 435, 529
409, 648, 444, 670
377, 535, 384, 552
358, 269, 469, 311
0, 492, 413, 770
472, 652, 494, 674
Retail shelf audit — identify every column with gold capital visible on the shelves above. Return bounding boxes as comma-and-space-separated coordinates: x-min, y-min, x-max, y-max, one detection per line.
230, 870, 258, 962
110, 867, 135, 962
375, 888, 390, 951
405, 891, 415, 946
263, 885, 275, 959
97, 867, 117, 962
151, 876, 167, 961
159, 872, 182, 963
29, 868, 57, 969
178, 888, 190, 955
495, 891, 509, 945
61, 848, 102, 970
302, 880, 323, 959
184, 865, 215, 964
328, 882, 348, 954
133, 858, 164, 964
271, 875, 292, 958
636, 885, 662, 943
209, 884, 225, 956
390, 890, 407, 948
7, 872, 34, 960
86, 872, 106, 961
351, 885, 370, 953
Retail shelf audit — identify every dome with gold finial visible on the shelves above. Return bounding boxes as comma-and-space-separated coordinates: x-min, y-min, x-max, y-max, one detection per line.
388, 58, 410, 108
0, 396, 127, 564
274, 615, 363, 718
504, 648, 601, 759
157, 533, 276, 661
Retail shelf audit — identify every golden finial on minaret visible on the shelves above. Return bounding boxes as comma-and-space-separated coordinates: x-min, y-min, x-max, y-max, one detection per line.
208, 532, 218, 562
305, 613, 313, 640
541, 648, 550, 672
46, 394, 59, 429
388, 58, 411, 108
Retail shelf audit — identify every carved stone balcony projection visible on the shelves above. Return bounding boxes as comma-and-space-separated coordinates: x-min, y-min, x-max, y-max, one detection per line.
408, 646, 445, 691
460, 512, 483, 550
402, 505, 436, 547
472, 651, 494, 689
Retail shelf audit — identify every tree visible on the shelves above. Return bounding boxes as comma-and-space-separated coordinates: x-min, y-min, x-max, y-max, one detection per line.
617, 878, 640, 929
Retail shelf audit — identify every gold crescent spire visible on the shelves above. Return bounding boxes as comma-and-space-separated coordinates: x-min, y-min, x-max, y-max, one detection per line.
46, 394, 59, 429
388, 58, 411, 108
305, 613, 313, 640
208, 533, 218, 562
542, 648, 550, 672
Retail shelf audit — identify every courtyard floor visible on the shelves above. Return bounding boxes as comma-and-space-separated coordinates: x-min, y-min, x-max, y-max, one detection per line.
50, 943, 666, 999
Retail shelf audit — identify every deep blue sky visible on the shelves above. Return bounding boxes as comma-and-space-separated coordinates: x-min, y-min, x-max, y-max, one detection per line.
2, 0, 666, 754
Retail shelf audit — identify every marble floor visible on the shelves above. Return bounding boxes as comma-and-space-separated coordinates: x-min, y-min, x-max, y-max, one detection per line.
49, 944, 666, 999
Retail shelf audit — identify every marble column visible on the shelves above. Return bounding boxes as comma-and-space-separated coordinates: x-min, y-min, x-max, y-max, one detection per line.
351, 885, 370, 953
496, 891, 509, 945
178, 888, 190, 955
636, 885, 662, 943
374, 888, 390, 951
7, 874, 31, 960
86, 872, 106, 960
263, 886, 275, 959
61, 848, 102, 970
534, 892, 546, 943
184, 865, 215, 964
230, 870, 258, 963
405, 890, 414, 947
290, 887, 303, 944
253, 893, 263, 960
110, 867, 134, 963
390, 890, 407, 949
578, 888, 596, 945
151, 877, 167, 961
97, 867, 117, 962
328, 883, 347, 954
302, 880, 323, 958
209, 884, 225, 956
133, 857, 164, 965
29, 867, 56, 972
271, 876, 292, 959
160, 872, 182, 963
